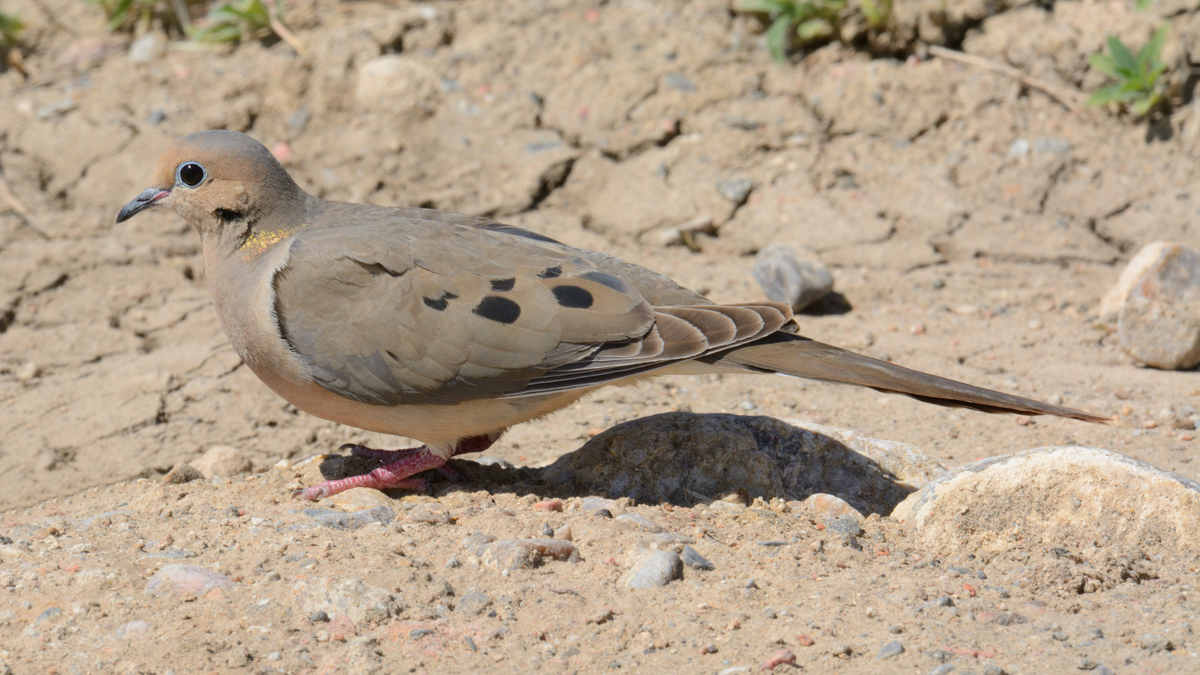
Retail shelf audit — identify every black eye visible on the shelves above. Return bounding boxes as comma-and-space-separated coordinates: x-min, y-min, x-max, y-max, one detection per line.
177, 162, 206, 187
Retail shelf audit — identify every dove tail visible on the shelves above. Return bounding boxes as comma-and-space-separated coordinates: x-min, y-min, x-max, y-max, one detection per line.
705, 333, 1110, 423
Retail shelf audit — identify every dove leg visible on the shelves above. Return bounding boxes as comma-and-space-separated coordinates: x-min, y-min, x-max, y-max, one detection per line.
295, 435, 499, 500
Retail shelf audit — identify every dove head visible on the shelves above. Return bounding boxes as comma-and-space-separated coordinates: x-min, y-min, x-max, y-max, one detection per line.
117, 130, 311, 247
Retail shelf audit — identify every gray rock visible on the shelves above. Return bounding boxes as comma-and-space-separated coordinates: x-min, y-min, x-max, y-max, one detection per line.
471, 538, 580, 571
930, 665, 956, 675
1116, 242, 1200, 369
1099, 241, 1172, 322
34, 607, 61, 625
161, 463, 204, 485
716, 178, 755, 204
304, 506, 395, 530
294, 577, 403, 625
681, 545, 715, 571
752, 245, 834, 312
615, 512, 665, 533
1139, 633, 1172, 653
456, 592, 493, 616
625, 550, 683, 588
894, 446, 1200, 557
146, 565, 236, 597
543, 413, 945, 514
877, 640, 904, 659
826, 515, 863, 537
1091, 664, 1115, 675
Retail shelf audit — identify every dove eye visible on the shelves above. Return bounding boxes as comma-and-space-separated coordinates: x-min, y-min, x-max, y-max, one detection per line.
176, 162, 207, 188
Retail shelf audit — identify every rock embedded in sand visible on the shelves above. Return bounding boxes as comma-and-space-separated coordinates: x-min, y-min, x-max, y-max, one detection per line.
542, 413, 945, 514
470, 538, 580, 572
191, 445, 253, 478
893, 446, 1200, 556
1110, 242, 1200, 369
752, 245, 834, 312
146, 564, 236, 598
624, 550, 683, 588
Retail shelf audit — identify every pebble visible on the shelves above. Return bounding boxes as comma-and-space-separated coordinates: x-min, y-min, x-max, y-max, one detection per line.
474, 456, 515, 468
191, 446, 253, 478
681, 545, 715, 571
615, 512, 665, 533
146, 564, 236, 597
445, 557, 462, 569
1114, 242, 1200, 369
716, 178, 755, 204
1090, 665, 1114, 675
930, 665, 956, 675
582, 497, 620, 512
473, 538, 580, 571
1099, 240, 1172, 321
625, 550, 683, 588
800, 493, 864, 521
456, 592, 493, 615
129, 33, 166, 63
825, 515, 862, 537
758, 648, 795, 670
554, 524, 573, 540
533, 499, 563, 512
304, 506, 395, 530
1139, 633, 1172, 653
34, 607, 61, 625
407, 503, 453, 524
752, 245, 834, 312
15, 362, 39, 383
161, 463, 204, 485
115, 620, 149, 638
877, 640, 904, 659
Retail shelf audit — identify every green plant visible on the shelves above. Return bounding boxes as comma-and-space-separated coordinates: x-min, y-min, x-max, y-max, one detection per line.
859, 0, 891, 29
736, 0, 846, 62
1087, 26, 1168, 117
0, 11, 23, 47
190, 0, 276, 45
86, 0, 159, 32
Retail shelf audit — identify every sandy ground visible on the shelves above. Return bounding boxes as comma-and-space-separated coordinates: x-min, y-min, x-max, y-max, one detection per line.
1, 0, 1199, 672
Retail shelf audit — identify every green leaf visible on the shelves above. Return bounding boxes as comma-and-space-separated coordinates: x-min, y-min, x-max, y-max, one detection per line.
1087, 84, 1140, 107
737, 0, 789, 13
1131, 91, 1161, 116
1136, 0, 1153, 9
796, 16, 832, 41
1088, 53, 1121, 79
1106, 35, 1137, 73
1138, 25, 1168, 72
765, 14, 791, 62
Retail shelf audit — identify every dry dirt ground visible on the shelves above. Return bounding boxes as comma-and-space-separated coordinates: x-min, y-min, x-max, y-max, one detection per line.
1, 0, 1200, 673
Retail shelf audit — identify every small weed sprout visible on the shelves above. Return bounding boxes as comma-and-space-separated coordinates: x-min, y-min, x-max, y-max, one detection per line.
736, 0, 846, 62
190, 0, 276, 45
1087, 26, 1169, 117
86, 0, 160, 32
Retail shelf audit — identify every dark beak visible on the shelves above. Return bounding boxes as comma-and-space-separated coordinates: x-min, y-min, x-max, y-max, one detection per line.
116, 188, 170, 223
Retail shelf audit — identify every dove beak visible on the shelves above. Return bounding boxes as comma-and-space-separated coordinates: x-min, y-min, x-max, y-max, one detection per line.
116, 188, 170, 223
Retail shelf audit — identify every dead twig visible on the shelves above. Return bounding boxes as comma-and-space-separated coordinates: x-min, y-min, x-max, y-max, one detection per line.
928, 45, 1084, 113
0, 171, 50, 239
267, 6, 307, 58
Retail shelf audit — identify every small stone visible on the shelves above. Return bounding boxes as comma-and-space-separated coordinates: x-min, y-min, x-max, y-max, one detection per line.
716, 178, 755, 204
1089, 664, 1115, 675
796, 634, 814, 647
445, 557, 462, 569
34, 607, 62, 625
407, 503, 453, 524
411, 627, 435, 639
310, 611, 330, 623
1076, 657, 1097, 670
473, 538, 580, 571
533, 499, 563, 512
554, 524, 573, 540
15, 362, 40, 383
763, 607, 777, 619
161, 463, 204, 485
744, 578, 758, 589
759, 648, 795, 670
147, 565, 236, 597
752, 245, 833, 312
582, 497, 620, 512
1139, 633, 1172, 653
129, 33, 166, 63
355, 55, 441, 115
456, 592, 493, 616
625, 550, 683, 588
1099, 241, 1173, 322
1052, 630, 1068, 641
191, 446, 253, 478
615, 512, 665, 533
930, 665, 956, 675
877, 640, 903, 659
825, 515, 862, 537
681, 546, 715, 571
1116, 243, 1200, 369
304, 506, 395, 530
801, 493, 864, 520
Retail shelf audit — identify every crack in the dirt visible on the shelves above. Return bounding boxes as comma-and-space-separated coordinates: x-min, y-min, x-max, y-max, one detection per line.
1036, 159, 1071, 215
525, 156, 577, 212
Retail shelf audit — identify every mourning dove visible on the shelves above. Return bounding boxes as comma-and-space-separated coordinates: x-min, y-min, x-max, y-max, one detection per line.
118, 131, 1108, 500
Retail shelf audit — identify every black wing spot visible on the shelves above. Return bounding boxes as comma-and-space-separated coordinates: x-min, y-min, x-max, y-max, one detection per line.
423, 291, 459, 311
552, 285, 594, 309
491, 278, 516, 292
538, 265, 563, 279
473, 296, 521, 324
581, 270, 626, 291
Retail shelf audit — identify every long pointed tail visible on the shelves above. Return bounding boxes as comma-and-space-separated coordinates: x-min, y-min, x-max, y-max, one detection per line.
705, 333, 1111, 423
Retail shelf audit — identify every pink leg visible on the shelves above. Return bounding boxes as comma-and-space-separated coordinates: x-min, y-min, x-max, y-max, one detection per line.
294, 435, 499, 501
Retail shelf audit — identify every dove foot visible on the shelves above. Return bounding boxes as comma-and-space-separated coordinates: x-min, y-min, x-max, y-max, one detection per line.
294, 435, 498, 500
